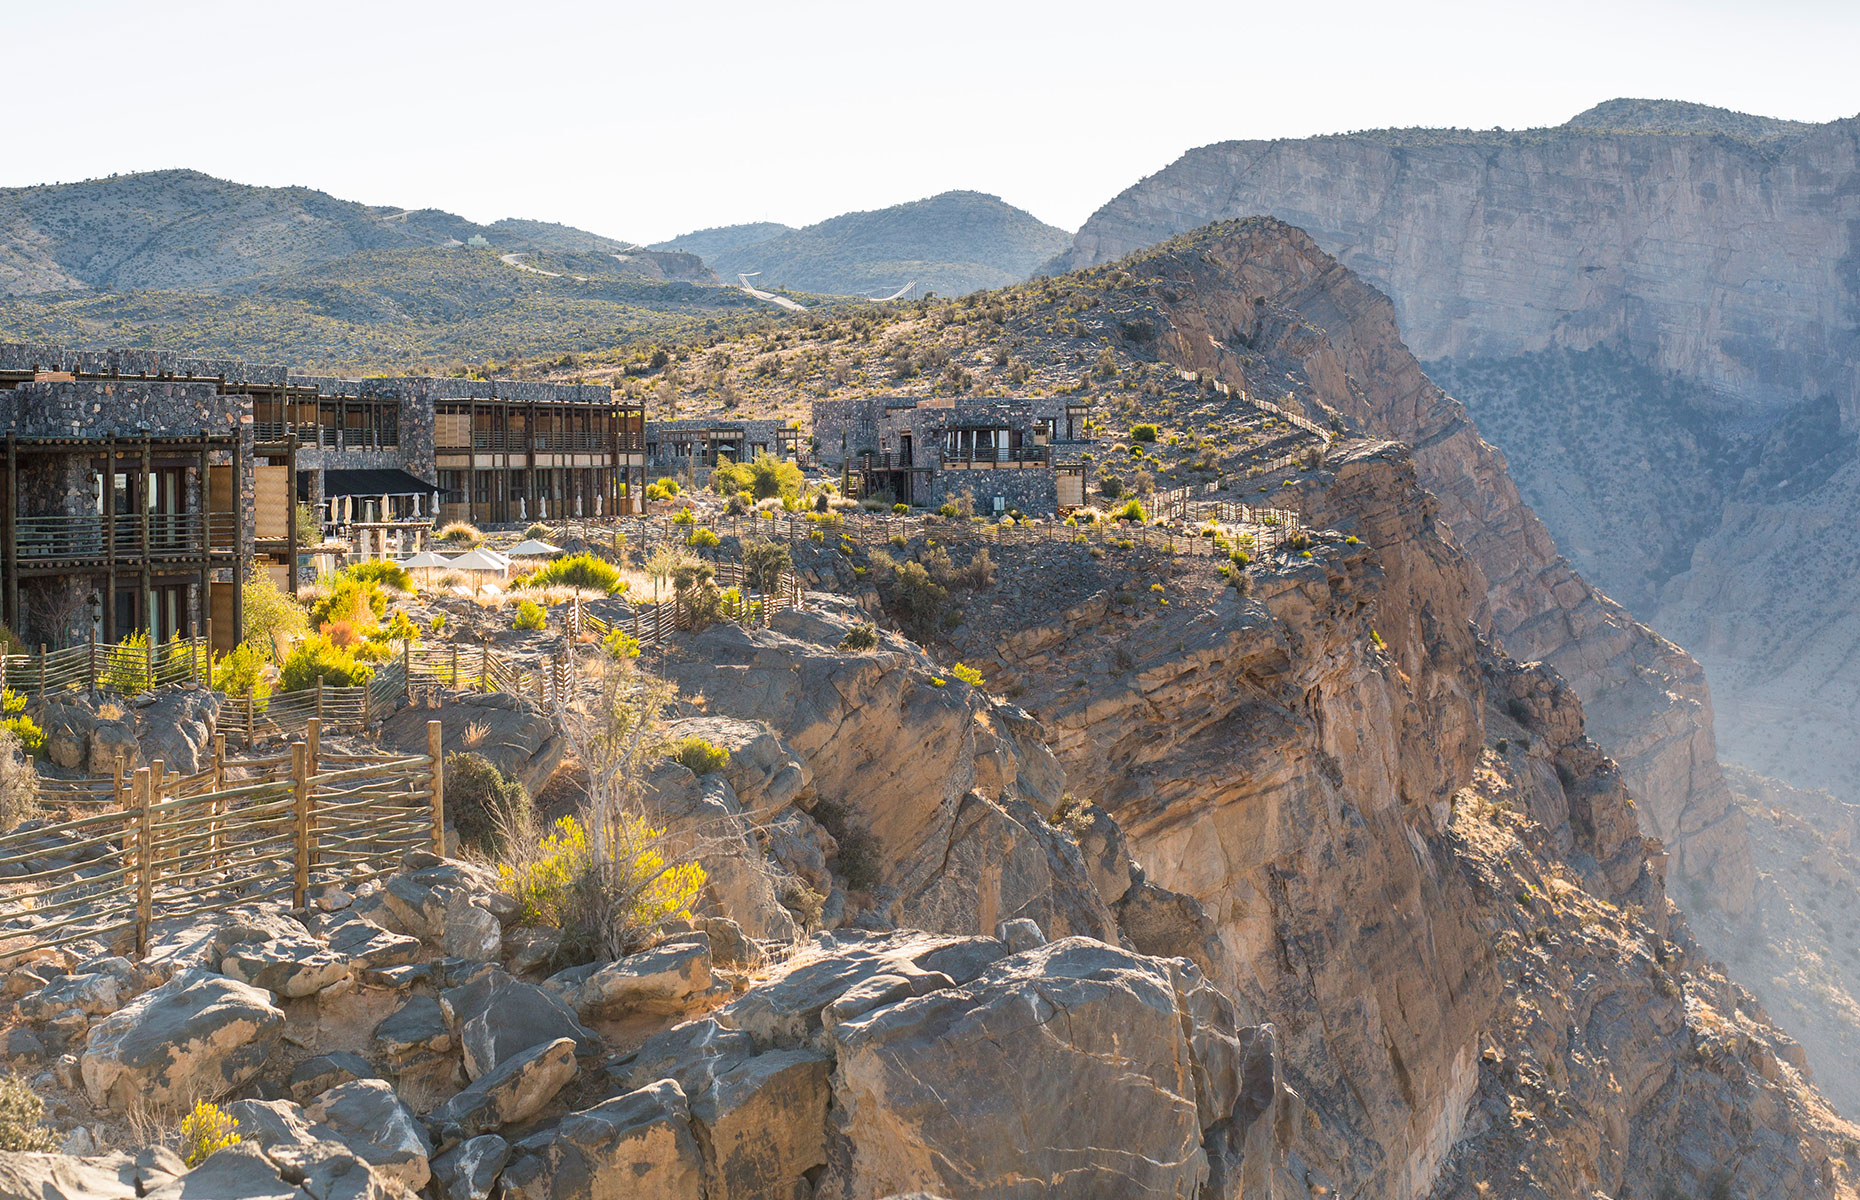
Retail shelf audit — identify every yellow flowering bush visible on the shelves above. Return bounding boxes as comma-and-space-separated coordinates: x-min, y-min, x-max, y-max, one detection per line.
498, 815, 706, 955
179, 1100, 241, 1167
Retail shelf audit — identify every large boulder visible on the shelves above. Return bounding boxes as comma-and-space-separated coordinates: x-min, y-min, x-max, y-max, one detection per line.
821, 939, 1236, 1199
222, 1097, 411, 1200
439, 970, 600, 1081
134, 687, 222, 777
504, 1080, 705, 1200
383, 692, 564, 795
305, 1079, 435, 1192
0, 1148, 183, 1200
429, 1036, 579, 1139
574, 939, 714, 1021
141, 1141, 297, 1200
643, 764, 799, 943
80, 968, 283, 1111
660, 716, 811, 819
690, 1049, 832, 1200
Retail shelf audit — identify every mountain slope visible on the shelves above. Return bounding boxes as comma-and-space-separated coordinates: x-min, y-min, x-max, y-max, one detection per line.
649, 221, 795, 261
1054, 100, 1860, 811
688, 191, 1071, 298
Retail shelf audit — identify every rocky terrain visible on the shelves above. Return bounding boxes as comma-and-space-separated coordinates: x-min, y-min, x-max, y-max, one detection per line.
1051, 98, 1860, 806
3, 436, 1854, 1198
659, 191, 1071, 300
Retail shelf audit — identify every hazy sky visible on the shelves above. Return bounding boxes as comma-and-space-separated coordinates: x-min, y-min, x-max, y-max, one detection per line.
8, 0, 1857, 243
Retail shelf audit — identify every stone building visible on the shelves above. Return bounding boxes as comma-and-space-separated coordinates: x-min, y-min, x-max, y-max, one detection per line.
810, 395, 1092, 514
643, 417, 802, 484
0, 343, 648, 649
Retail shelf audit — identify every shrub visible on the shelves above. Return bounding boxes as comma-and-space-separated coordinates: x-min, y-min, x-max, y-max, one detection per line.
838, 623, 878, 651
892, 503, 909, 515
1111, 498, 1148, 523
446, 752, 532, 856
602, 628, 641, 660
437, 521, 482, 546
937, 503, 959, 517
243, 570, 307, 660
741, 539, 792, 595
811, 799, 882, 892
212, 643, 272, 700
294, 502, 322, 547
380, 611, 420, 645
0, 1073, 56, 1152
498, 814, 705, 956
512, 600, 546, 631
686, 527, 720, 550
0, 728, 39, 832
525, 523, 551, 540
430, 613, 448, 634
279, 635, 375, 691
671, 508, 696, 526
1099, 476, 1125, 500
518, 552, 625, 595
950, 662, 985, 688
1130, 424, 1159, 442
311, 578, 385, 631
320, 619, 362, 649
871, 554, 951, 643
667, 736, 730, 775
179, 1100, 240, 1167
344, 559, 413, 592
711, 451, 804, 501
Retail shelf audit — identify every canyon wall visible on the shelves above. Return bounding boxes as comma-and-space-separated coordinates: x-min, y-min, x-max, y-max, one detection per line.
1053, 108, 1860, 800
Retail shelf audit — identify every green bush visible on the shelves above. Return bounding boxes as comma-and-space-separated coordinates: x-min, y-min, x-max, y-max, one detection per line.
344, 559, 413, 592
937, 503, 959, 517
838, 623, 878, 651
517, 552, 625, 594
446, 751, 532, 856
430, 613, 448, 634
872, 554, 951, 643
243, 570, 306, 660
525, 523, 551, 540
711, 451, 804, 501
178, 1100, 240, 1168
311, 577, 386, 630
671, 508, 696, 526
667, 736, 730, 775
741, 540, 792, 594
512, 600, 546, 630
603, 628, 641, 660
1099, 476, 1125, 500
212, 643, 272, 700
686, 527, 720, 550
892, 503, 909, 515
279, 635, 375, 691
950, 662, 985, 688
1130, 424, 1159, 442
1111, 498, 1148, 523
0, 1073, 57, 1151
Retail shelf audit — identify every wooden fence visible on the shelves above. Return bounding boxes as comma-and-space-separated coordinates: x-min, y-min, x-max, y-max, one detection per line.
0, 719, 442, 959
1, 633, 210, 699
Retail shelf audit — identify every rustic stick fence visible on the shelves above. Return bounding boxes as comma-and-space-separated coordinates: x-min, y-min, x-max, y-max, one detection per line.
0, 719, 443, 959
0, 632, 210, 700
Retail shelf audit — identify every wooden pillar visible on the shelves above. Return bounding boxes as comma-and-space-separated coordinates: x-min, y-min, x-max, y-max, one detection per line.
133, 766, 153, 956
197, 432, 211, 641
305, 717, 321, 869
138, 435, 151, 637
231, 430, 245, 643
285, 436, 299, 596
291, 741, 310, 907
427, 719, 445, 856
103, 436, 116, 643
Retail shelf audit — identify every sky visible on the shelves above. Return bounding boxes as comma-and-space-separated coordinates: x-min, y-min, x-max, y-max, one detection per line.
6, 0, 1858, 243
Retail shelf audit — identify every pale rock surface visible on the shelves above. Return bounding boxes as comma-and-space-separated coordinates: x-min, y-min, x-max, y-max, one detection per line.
79, 968, 283, 1110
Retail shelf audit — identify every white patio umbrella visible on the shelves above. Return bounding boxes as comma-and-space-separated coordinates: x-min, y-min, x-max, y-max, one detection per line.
508, 539, 562, 557
447, 548, 508, 575
401, 551, 453, 569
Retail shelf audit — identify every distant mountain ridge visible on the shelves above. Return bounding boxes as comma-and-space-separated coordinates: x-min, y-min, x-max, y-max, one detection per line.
0, 169, 642, 298
658, 191, 1071, 298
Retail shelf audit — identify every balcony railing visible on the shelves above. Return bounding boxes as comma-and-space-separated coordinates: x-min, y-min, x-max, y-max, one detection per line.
461, 430, 628, 454
251, 421, 398, 450
14, 512, 240, 561
939, 446, 1050, 468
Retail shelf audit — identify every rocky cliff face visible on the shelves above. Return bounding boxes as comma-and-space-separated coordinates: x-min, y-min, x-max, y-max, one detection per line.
1057, 107, 1860, 424
941, 442, 1852, 1198
1054, 106, 1860, 811
1065, 219, 1751, 918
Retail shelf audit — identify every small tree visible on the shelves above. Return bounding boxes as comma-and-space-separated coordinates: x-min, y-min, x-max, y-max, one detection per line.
243, 569, 308, 661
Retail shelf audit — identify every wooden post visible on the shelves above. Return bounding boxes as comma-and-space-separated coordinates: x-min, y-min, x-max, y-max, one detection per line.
143, 632, 153, 694
479, 641, 489, 694
133, 767, 153, 956
305, 718, 321, 870
450, 644, 460, 688
245, 689, 256, 747
211, 732, 226, 866
428, 719, 445, 856
291, 741, 310, 908
403, 637, 412, 704
87, 629, 97, 694
36, 644, 45, 698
